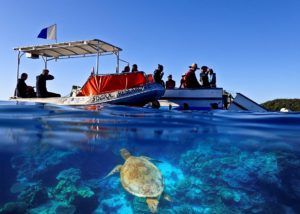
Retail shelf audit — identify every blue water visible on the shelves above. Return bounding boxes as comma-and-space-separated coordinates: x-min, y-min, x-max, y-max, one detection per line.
0, 101, 300, 214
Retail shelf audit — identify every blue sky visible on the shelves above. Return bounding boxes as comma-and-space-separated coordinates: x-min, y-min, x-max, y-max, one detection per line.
0, 0, 299, 103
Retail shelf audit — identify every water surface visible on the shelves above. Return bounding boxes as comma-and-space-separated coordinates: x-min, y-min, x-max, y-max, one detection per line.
0, 101, 300, 213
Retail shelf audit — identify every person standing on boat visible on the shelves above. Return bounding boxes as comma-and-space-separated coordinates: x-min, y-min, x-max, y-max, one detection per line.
185, 63, 201, 88
15, 73, 35, 98
131, 64, 139, 72
153, 64, 165, 87
36, 69, 61, 98
166, 75, 175, 89
200, 66, 209, 87
208, 68, 216, 88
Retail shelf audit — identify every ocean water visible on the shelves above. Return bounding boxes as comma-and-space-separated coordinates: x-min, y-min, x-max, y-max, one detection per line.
0, 101, 300, 214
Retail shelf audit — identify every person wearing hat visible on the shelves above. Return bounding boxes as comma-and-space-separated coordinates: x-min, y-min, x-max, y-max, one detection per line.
153, 64, 165, 87
185, 63, 201, 88
166, 74, 176, 89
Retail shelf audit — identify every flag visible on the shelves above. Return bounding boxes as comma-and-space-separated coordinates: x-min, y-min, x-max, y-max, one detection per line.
37, 24, 57, 40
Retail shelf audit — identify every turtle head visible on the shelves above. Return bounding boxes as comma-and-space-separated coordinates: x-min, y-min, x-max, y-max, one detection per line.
120, 148, 131, 160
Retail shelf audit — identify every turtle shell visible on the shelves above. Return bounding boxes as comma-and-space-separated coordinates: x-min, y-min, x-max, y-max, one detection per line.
120, 156, 164, 198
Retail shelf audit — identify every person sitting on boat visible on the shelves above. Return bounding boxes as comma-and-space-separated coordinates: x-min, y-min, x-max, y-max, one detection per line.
153, 64, 165, 87
36, 69, 61, 98
15, 73, 36, 98
131, 64, 139, 72
208, 68, 216, 88
166, 74, 175, 89
122, 65, 130, 73
200, 66, 209, 87
185, 63, 201, 88
179, 73, 186, 88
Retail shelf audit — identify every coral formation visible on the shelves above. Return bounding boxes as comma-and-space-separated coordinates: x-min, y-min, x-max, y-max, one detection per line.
10, 148, 75, 184
96, 178, 133, 213
0, 202, 28, 214
48, 168, 98, 213
2, 135, 300, 213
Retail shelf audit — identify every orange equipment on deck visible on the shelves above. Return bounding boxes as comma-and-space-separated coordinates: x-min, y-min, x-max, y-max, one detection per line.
78, 72, 149, 96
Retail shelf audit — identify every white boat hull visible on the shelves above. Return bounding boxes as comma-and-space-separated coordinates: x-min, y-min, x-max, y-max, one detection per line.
159, 88, 224, 110
10, 84, 165, 107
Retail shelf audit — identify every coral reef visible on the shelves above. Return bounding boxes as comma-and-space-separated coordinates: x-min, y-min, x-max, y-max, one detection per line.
1, 166, 98, 214
96, 178, 133, 213
157, 162, 185, 193
0, 202, 28, 214
29, 201, 76, 214
10, 148, 75, 184
17, 182, 48, 208
176, 145, 283, 213
48, 168, 98, 213
3, 136, 300, 213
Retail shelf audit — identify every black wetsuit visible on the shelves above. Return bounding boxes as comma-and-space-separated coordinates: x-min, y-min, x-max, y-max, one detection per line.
154, 69, 164, 87
36, 74, 60, 98
200, 72, 209, 87
16, 79, 28, 98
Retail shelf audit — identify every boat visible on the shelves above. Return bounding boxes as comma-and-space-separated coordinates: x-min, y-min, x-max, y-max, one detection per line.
159, 88, 267, 112
10, 39, 165, 106
159, 88, 224, 110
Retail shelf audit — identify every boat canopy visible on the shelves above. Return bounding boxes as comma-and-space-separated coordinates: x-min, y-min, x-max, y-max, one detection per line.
14, 39, 124, 79
14, 39, 122, 59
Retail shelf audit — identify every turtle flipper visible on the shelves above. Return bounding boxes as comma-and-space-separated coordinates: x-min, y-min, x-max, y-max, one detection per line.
146, 198, 159, 213
140, 156, 162, 163
102, 165, 122, 180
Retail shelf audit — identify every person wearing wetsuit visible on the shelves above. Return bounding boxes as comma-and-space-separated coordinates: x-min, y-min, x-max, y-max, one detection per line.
16, 73, 29, 98
153, 64, 165, 87
16, 73, 36, 98
36, 69, 61, 98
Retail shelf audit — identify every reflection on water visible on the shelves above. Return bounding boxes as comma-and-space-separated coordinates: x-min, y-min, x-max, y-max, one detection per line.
0, 101, 300, 213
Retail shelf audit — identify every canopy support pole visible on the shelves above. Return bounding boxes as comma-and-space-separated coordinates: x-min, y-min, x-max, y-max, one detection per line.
96, 41, 100, 75
42, 56, 48, 69
16, 52, 25, 82
16, 51, 21, 81
116, 51, 120, 73
15, 51, 24, 96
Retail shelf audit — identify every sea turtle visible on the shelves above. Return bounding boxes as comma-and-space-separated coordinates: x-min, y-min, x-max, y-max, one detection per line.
103, 148, 171, 213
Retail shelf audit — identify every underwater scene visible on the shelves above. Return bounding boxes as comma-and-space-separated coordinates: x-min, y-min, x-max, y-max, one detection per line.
0, 101, 300, 214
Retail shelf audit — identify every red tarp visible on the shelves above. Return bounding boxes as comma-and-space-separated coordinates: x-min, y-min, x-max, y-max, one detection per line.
78, 72, 148, 96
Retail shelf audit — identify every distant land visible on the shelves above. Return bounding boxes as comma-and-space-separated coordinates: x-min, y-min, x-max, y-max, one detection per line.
261, 99, 300, 111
